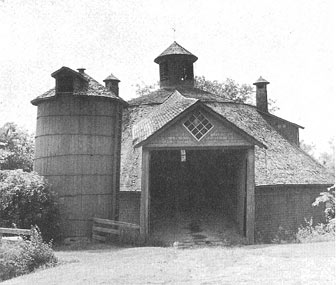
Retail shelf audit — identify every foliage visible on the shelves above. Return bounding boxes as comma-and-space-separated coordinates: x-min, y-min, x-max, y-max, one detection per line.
296, 218, 335, 243
195, 76, 253, 103
135, 81, 159, 97
271, 226, 297, 244
312, 185, 335, 221
135, 76, 279, 112
0, 227, 58, 281
0, 169, 61, 242
299, 140, 316, 157
317, 138, 335, 175
300, 138, 335, 175
0, 122, 34, 172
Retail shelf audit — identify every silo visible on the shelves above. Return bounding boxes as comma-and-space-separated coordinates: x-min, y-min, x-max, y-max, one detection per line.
31, 68, 124, 240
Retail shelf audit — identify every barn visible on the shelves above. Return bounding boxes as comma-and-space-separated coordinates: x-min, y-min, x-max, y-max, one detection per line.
32, 42, 333, 244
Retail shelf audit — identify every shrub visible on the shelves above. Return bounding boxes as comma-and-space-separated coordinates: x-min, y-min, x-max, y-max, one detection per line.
0, 227, 58, 281
312, 185, 335, 221
296, 218, 335, 243
0, 170, 61, 242
271, 226, 297, 244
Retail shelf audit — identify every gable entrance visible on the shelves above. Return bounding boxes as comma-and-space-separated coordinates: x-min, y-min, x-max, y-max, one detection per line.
149, 148, 248, 245
137, 105, 257, 244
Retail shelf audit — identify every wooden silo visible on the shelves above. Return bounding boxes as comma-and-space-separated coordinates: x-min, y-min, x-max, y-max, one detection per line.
31, 67, 125, 239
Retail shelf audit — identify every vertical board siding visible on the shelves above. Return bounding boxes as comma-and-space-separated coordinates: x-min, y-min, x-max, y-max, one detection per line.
34, 96, 122, 238
255, 185, 327, 242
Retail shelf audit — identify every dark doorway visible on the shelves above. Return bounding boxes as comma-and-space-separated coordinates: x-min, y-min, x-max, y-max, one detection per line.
149, 148, 246, 246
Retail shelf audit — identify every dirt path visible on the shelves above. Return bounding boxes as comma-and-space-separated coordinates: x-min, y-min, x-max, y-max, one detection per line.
3, 242, 335, 285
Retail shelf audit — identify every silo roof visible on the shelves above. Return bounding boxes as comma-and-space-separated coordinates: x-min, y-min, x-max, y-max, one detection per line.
31, 68, 127, 106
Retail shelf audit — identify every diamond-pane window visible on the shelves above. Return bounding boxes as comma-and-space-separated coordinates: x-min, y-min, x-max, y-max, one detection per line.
183, 110, 213, 141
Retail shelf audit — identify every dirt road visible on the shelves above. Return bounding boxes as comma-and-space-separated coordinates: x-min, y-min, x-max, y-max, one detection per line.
3, 242, 335, 284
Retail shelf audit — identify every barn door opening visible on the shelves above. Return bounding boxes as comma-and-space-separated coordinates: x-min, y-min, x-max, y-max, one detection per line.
148, 148, 247, 245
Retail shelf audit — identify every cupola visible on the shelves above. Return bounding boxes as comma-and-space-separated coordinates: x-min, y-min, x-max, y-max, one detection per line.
154, 41, 198, 88
253, 76, 270, 113
103, 73, 120, 96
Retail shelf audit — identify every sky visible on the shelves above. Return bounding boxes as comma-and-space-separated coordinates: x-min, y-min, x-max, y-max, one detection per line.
0, 0, 335, 154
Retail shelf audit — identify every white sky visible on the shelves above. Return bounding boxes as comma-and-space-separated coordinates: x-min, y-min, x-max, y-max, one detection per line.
0, 0, 334, 154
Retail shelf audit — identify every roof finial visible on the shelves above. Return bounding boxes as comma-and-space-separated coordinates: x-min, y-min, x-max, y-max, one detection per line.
172, 26, 176, 41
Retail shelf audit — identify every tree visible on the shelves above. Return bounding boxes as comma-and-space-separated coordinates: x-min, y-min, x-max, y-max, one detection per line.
0, 169, 61, 242
318, 138, 335, 175
300, 138, 335, 175
136, 76, 279, 112
300, 140, 316, 157
0, 122, 34, 172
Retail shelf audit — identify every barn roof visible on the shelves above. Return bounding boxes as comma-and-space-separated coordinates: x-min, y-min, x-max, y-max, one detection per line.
31, 69, 127, 106
120, 90, 334, 191
132, 91, 198, 146
128, 87, 228, 106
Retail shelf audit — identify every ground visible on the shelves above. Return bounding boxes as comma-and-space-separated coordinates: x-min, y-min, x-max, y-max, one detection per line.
2, 241, 335, 285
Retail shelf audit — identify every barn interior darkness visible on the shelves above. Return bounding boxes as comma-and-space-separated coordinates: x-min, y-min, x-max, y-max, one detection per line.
149, 149, 245, 237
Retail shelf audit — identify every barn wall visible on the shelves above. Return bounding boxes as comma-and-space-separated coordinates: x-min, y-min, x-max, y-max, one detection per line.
145, 108, 252, 148
255, 185, 327, 242
261, 114, 299, 145
119, 192, 141, 225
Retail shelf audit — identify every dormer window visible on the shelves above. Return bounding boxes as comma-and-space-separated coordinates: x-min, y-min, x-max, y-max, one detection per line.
57, 76, 74, 93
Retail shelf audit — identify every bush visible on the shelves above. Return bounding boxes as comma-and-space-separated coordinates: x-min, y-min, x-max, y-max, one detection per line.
0, 170, 61, 242
312, 185, 335, 221
0, 227, 58, 281
296, 218, 335, 243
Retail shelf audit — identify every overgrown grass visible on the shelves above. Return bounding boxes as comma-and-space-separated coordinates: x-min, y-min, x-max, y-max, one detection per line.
0, 227, 58, 282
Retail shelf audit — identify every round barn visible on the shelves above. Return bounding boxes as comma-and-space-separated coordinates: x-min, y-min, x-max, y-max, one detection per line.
32, 42, 333, 244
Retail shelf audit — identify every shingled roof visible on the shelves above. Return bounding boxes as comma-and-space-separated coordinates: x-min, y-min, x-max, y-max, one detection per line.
154, 41, 198, 63
120, 90, 334, 191
132, 91, 198, 146
128, 87, 229, 106
31, 68, 126, 105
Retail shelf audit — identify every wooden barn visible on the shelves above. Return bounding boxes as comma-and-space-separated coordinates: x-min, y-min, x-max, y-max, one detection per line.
32, 42, 333, 244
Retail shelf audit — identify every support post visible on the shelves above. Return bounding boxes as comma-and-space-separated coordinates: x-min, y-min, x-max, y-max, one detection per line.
246, 147, 255, 244
140, 148, 150, 241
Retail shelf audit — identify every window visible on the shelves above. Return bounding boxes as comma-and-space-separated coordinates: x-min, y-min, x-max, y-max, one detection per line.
183, 110, 213, 141
57, 76, 73, 93
159, 61, 168, 81
181, 61, 193, 81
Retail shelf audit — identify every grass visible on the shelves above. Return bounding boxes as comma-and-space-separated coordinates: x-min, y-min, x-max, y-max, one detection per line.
2, 241, 335, 284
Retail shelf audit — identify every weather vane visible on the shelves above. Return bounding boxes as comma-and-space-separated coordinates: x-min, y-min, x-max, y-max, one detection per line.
172, 27, 176, 41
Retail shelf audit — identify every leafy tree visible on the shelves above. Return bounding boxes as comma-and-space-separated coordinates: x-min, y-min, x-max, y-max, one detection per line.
0, 122, 34, 172
135, 82, 159, 97
300, 138, 335, 175
300, 140, 316, 157
135, 76, 279, 112
318, 138, 335, 175
194, 76, 253, 103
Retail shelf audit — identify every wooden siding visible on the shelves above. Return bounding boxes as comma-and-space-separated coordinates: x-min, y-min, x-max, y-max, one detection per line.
34, 96, 122, 238
255, 185, 327, 242
145, 108, 252, 148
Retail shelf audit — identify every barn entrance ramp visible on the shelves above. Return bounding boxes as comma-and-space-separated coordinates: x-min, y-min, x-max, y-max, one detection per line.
149, 149, 247, 247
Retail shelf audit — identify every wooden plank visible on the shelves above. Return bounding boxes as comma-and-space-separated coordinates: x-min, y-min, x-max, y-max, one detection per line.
140, 148, 150, 240
93, 218, 140, 229
0, 228, 31, 235
92, 226, 120, 235
92, 234, 106, 242
246, 147, 255, 244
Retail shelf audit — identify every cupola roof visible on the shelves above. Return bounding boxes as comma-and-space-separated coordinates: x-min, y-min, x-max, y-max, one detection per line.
154, 41, 198, 63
